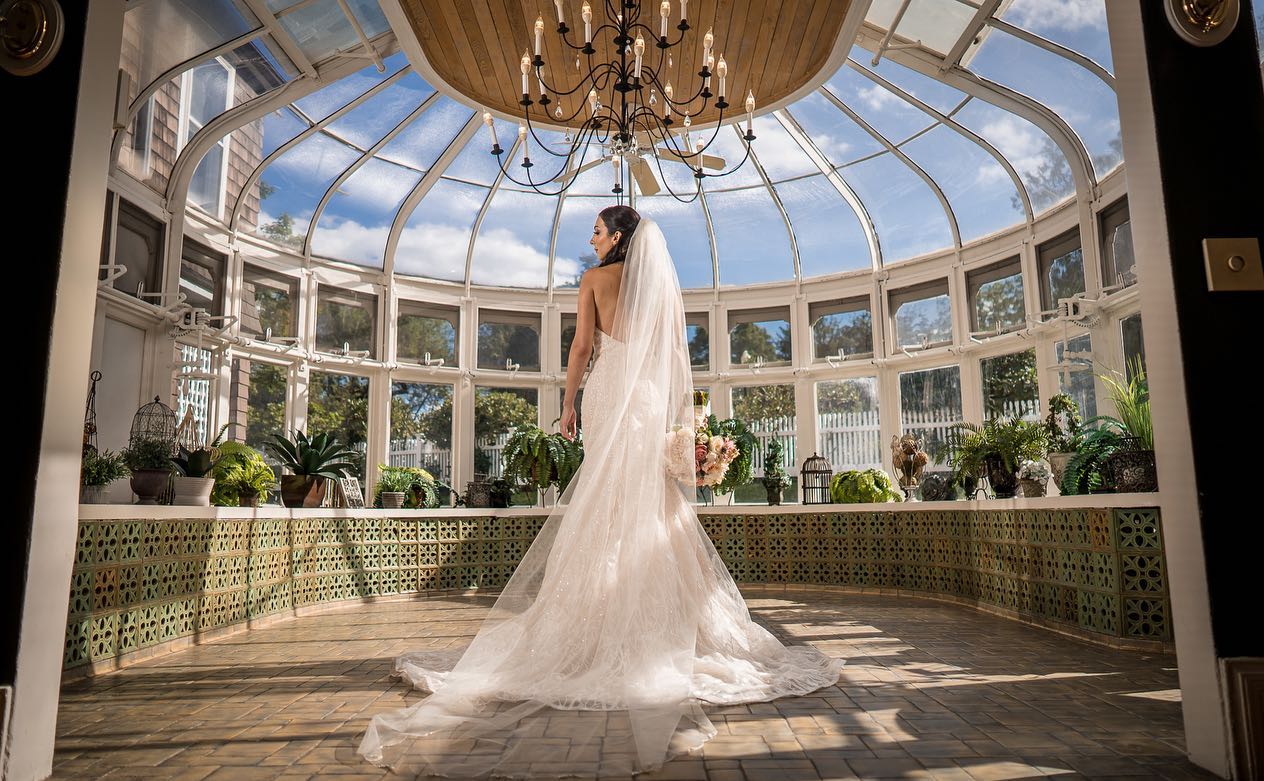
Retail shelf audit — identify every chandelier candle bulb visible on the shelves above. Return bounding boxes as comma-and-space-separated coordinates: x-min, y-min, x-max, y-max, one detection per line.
520, 51, 530, 95
634, 35, 645, 78
483, 111, 498, 147
582, 2, 592, 43
745, 90, 756, 134
717, 55, 727, 97
588, 87, 598, 113
660, 1, 669, 37
705, 53, 714, 89
554, 0, 564, 24
534, 17, 544, 56
703, 28, 713, 64
664, 82, 673, 116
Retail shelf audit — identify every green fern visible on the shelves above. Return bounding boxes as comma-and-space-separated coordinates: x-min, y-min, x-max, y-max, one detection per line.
1060, 423, 1125, 495
503, 424, 584, 496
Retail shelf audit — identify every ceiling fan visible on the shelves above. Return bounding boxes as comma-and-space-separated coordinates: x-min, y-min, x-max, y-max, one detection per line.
553, 132, 726, 196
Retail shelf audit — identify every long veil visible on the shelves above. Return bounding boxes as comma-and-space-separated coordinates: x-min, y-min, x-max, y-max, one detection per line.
357, 219, 840, 777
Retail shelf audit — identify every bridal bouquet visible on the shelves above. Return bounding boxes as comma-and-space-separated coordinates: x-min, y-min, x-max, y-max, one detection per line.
664, 423, 738, 486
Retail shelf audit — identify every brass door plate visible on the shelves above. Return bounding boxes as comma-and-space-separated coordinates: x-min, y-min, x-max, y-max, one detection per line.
1203, 237, 1263, 291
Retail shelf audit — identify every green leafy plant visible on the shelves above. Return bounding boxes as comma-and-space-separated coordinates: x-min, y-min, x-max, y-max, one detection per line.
373, 465, 441, 508
1045, 393, 1085, 452
267, 430, 359, 479
489, 477, 517, 508
172, 423, 230, 478
706, 414, 759, 495
1097, 358, 1152, 450
503, 424, 584, 495
1060, 425, 1126, 495
939, 417, 1050, 478
210, 442, 276, 506
123, 438, 175, 471
81, 448, 130, 486
830, 469, 903, 503
761, 440, 792, 490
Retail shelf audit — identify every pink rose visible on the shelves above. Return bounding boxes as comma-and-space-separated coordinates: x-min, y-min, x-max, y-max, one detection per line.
694, 444, 708, 462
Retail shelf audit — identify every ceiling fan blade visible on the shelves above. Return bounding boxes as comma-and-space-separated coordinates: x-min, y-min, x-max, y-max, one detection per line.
558, 156, 607, 184
654, 146, 697, 163
700, 153, 726, 170
629, 156, 661, 196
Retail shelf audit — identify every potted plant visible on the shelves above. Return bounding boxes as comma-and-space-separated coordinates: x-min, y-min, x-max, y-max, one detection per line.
122, 437, 175, 504
268, 431, 360, 508
829, 469, 902, 503
80, 447, 129, 504
1044, 393, 1084, 487
170, 424, 228, 506
1061, 425, 1127, 494
1017, 459, 1052, 497
372, 465, 442, 509
702, 414, 758, 503
940, 417, 1049, 499
211, 442, 276, 507
374, 466, 416, 509
502, 424, 584, 504
761, 440, 792, 505
489, 477, 517, 508
1098, 359, 1156, 493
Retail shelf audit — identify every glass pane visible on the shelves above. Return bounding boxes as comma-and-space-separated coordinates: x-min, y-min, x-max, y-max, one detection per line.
729, 317, 792, 366
826, 64, 939, 144
254, 132, 360, 248
858, 52, 970, 115
974, 270, 1026, 333
745, 115, 819, 181
188, 141, 225, 215
953, 98, 1075, 214
378, 97, 473, 171
324, 72, 434, 150
231, 108, 308, 231
901, 124, 1025, 243
241, 267, 296, 339
701, 126, 764, 189
113, 202, 162, 299
276, 0, 391, 63
775, 175, 871, 277
227, 358, 287, 472
967, 28, 1122, 174
1000, 0, 1113, 73
394, 179, 488, 281
839, 150, 954, 263
470, 188, 554, 288
980, 349, 1040, 420
866, 0, 978, 54
294, 54, 407, 121
443, 117, 517, 184
816, 378, 882, 470
1121, 313, 1146, 382
553, 196, 608, 289
560, 315, 578, 370
1046, 245, 1085, 306
311, 157, 420, 268
1106, 218, 1137, 287
397, 311, 457, 366
478, 314, 541, 372
687, 322, 709, 369
782, 92, 884, 167
316, 291, 376, 357
309, 371, 369, 482
179, 254, 220, 313
635, 196, 714, 289
894, 292, 952, 347
188, 61, 229, 128
898, 365, 963, 466
474, 386, 538, 479
813, 308, 873, 359
731, 384, 799, 503
706, 186, 795, 285
125, 0, 255, 90
1055, 333, 1097, 419
391, 382, 454, 489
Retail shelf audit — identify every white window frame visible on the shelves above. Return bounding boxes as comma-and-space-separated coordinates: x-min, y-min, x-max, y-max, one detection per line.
179, 57, 235, 220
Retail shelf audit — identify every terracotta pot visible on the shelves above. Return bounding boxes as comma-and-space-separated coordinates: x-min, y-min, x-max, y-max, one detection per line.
172, 475, 215, 506
130, 469, 171, 504
79, 484, 108, 505
280, 475, 327, 508
381, 491, 406, 509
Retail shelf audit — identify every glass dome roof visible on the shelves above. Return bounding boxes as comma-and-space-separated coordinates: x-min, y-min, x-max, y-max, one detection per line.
124, 0, 1123, 291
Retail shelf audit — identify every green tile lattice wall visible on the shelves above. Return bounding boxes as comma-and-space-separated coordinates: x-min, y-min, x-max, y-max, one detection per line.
64, 507, 1168, 670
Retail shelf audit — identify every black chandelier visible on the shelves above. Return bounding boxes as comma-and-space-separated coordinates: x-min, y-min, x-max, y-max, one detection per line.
483, 0, 758, 203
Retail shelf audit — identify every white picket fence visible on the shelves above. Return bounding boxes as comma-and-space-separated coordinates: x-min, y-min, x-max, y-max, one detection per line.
475, 430, 516, 479
389, 438, 453, 484
817, 409, 883, 471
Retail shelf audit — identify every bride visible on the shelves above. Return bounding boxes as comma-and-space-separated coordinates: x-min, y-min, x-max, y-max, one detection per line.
358, 206, 843, 777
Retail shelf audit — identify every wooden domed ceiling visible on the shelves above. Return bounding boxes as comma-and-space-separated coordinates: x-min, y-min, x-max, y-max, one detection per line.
394, 0, 855, 127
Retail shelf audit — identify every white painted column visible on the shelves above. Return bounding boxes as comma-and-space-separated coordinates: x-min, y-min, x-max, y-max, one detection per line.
6, 3, 125, 779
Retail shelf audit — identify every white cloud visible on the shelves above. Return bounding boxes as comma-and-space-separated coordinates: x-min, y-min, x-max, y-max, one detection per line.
1006, 0, 1106, 31
978, 116, 1045, 180
858, 84, 900, 112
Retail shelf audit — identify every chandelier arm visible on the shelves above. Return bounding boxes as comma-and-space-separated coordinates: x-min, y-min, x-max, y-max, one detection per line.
491, 124, 597, 195
535, 59, 618, 103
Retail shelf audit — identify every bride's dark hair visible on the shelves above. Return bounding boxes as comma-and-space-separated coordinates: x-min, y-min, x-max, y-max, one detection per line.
597, 205, 640, 266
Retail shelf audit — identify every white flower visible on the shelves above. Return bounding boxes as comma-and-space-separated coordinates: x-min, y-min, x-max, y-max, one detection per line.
1018, 459, 1051, 481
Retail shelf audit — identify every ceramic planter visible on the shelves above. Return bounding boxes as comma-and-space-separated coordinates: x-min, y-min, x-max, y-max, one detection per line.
1047, 452, 1075, 488
1019, 478, 1048, 498
763, 482, 784, 506
280, 475, 327, 508
381, 491, 406, 509
172, 475, 215, 506
129, 469, 171, 504
79, 484, 108, 504
985, 455, 1018, 499
237, 488, 261, 508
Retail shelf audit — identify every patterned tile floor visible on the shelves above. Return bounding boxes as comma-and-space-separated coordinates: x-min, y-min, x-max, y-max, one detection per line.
53, 587, 1218, 780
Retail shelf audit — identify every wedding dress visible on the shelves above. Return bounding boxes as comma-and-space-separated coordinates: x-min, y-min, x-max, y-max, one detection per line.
358, 219, 843, 778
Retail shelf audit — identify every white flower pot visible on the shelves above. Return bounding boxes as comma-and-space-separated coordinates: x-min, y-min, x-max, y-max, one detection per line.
172, 476, 215, 506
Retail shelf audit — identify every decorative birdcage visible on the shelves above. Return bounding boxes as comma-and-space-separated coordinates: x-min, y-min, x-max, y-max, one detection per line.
800, 452, 833, 504
129, 395, 178, 454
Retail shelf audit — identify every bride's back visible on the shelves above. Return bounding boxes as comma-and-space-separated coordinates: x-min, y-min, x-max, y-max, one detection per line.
589, 260, 624, 334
